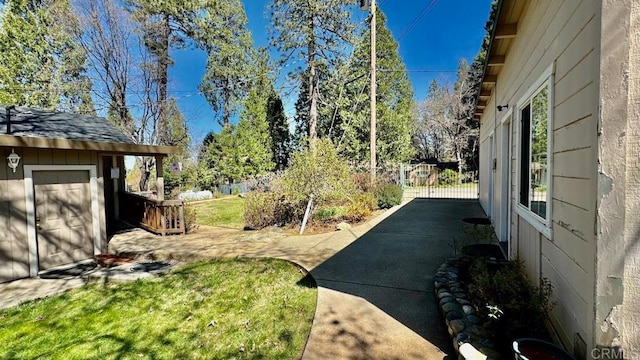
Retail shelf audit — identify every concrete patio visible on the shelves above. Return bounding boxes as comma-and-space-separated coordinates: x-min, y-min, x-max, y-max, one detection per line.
0, 199, 487, 359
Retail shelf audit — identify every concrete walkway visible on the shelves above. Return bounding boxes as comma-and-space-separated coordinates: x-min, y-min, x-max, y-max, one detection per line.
0, 199, 486, 360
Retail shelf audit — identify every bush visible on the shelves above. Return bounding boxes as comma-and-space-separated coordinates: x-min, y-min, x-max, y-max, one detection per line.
314, 206, 347, 223
467, 258, 554, 352
280, 139, 354, 207
346, 192, 376, 222
374, 183, 403, 209
439, 169, 459, 185
184, 204, 198, 233
244, 192, 278, 230
243, 192, 305, 230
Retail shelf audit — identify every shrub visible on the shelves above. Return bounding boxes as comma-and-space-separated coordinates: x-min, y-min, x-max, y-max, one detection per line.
183, 204, 198, 233
314, 206, 347, 223
244, 192, 278, 230
439, 169, 459, 185
243, 192, 305, 230
374, 183, 403, 209
467, 258, 554, 352
346, 192, 376, 222
280, 139, 354, 207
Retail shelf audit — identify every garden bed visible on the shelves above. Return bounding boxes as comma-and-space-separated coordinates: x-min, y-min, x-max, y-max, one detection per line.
434, 254, 556, 359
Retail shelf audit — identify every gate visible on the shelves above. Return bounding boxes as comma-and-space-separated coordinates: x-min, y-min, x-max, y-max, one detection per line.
400, 164, 478, 199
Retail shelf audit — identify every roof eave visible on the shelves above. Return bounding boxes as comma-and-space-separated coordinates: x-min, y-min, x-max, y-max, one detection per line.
0, 134, 179, 156
472, 0, 506, 121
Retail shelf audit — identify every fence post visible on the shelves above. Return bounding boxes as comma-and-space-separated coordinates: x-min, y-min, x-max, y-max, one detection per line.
400, 163, 405, 189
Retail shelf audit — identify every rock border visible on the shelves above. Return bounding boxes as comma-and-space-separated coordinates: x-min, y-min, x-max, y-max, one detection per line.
434, 257, 501, 360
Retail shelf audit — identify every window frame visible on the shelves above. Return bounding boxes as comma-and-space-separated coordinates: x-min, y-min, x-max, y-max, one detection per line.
514, 63, 554, 239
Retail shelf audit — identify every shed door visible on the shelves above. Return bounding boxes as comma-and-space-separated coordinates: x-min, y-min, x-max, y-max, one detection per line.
34, 170, 93, 270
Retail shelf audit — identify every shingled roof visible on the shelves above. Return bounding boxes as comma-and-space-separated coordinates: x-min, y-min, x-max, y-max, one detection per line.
0, 106, 133, 144
0, 105, 177, 156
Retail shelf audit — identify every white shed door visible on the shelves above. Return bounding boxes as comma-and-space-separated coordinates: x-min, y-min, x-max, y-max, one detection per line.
34, 170, 93, 270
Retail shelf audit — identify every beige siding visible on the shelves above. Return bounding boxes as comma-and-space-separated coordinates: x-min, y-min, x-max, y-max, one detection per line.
0, 148, 29, 282
479, 0, 600, 352
0, 147, 107, 282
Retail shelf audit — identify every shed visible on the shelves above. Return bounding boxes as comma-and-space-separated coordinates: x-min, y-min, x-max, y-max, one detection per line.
0, 106, 179, 282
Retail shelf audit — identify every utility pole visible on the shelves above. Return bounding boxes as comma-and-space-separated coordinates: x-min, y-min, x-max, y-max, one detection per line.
361, 0, 377, 186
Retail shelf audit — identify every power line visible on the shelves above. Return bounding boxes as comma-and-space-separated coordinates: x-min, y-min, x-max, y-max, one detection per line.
397, 0, 440, 41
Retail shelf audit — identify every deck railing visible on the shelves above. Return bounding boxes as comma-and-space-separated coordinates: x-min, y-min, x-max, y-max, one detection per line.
119, 192, 185, 235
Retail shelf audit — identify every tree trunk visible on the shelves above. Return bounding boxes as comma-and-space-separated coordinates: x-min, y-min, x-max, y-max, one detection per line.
223, 75, 230, 127
456, 149, 464, 184
307, 11, 317, 142
138, 157, 153, 192
157, 13, 170, 145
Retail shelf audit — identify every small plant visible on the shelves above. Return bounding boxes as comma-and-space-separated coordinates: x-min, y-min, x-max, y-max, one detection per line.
439, 169, 459, 186
374, 183, 403, 209
466, 258, 555, 354
346, 192, 376, 222
183, 204, 198, 233
314, 206, 346, 223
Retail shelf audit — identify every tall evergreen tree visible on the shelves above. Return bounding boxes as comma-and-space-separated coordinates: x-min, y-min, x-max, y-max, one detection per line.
198, 0, 253, 127
266, 93, 290, 170
268, 0, 355, 142
0, 0, 94, 113
336, 9, 415, 164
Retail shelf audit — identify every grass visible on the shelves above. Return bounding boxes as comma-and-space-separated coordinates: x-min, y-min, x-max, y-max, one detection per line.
0, 259, 317, 360
191, 196, 245, 229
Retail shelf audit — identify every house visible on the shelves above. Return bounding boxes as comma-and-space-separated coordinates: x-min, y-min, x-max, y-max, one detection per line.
474, 0, 639, 358
0, 106, 179, 283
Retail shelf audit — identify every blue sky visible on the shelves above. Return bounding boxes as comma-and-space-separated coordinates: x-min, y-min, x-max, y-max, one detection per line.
169, 0, 493, 144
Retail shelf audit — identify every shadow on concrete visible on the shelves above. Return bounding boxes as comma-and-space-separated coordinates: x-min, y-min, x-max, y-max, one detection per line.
308, 198, 487, 358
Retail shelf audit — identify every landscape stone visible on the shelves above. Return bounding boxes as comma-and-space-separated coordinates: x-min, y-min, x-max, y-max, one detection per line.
336, 222, 351, 231
466, 315, 482, 324
446, 311, 463, 321
439, 296, 455, 307
462, 305, 475, 314
442, 302, 461, 314
449, 319, 466, 334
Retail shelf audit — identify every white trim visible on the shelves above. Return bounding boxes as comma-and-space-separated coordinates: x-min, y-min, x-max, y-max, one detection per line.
516, 204, 553, 239
515, 63, 555, 107
500, 118, 511, 243
515, 62, 555, 240
499, 107, 512, 125
24, 165, 101, 276
488, 131, 495, 220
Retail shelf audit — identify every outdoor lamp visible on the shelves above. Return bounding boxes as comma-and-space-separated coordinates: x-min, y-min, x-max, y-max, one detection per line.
7, 148, 20, 173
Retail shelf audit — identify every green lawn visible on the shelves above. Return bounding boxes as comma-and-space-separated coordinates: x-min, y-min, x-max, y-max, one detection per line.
191, 196, 245, 229
0, 259, 317, 360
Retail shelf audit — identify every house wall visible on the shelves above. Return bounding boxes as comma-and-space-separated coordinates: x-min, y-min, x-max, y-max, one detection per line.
479, 0, 601, 354
597, 0, 640, 355
0, 147, 107, 282
622, 1, 640, 354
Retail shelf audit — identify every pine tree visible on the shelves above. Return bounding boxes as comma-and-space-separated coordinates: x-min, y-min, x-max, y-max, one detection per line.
268, 0, 355, 142
198, 0, 253, 127
336, 9, 415, 164
0, 0, 94, 113
266, 93, 290, 170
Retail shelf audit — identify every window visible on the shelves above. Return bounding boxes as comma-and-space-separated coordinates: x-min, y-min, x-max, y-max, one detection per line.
519, 82, 550, 220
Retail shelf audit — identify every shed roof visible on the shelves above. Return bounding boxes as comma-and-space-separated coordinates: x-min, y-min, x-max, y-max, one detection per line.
0, 106, 177, 156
